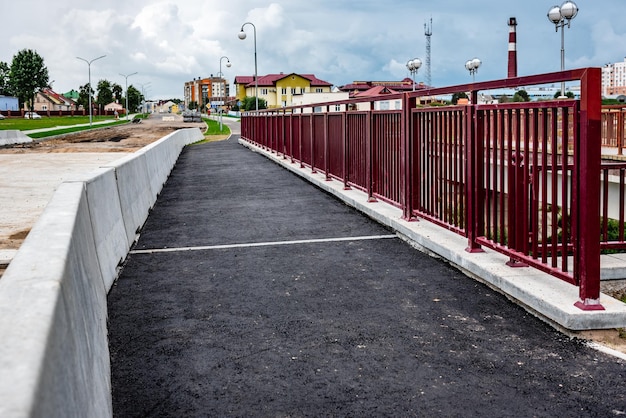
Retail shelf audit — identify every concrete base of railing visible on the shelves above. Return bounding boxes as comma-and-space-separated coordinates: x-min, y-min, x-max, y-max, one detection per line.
239, 138, 626, 332
0, 128, 203, 418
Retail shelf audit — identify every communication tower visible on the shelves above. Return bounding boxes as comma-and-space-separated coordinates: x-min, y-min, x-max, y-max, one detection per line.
424, 17, 432, 87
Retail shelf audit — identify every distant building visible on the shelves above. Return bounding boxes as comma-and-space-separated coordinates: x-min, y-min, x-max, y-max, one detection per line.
24, 88, 76, 112
233, 72, 333, 108
0, 95, 19, 111
338, 78, 427, 97
184, 76, 231, 111
603, 58, 626, 96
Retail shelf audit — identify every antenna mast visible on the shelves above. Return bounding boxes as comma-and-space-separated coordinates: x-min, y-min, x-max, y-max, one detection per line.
424, 17, 432, 87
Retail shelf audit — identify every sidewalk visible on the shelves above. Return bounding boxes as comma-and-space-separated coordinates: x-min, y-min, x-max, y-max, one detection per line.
107, 124, 626, 416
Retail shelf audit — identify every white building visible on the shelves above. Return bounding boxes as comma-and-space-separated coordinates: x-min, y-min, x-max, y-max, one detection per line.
603, 58, 626, 96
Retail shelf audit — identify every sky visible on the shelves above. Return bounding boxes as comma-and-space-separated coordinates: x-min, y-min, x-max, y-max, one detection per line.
2, 0, 625, 100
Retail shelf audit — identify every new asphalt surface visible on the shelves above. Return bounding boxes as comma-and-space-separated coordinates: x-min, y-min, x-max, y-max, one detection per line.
107, 134, 626, 417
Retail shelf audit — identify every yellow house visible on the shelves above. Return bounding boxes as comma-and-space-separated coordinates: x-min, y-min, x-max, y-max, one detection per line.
234, 72, 333, 108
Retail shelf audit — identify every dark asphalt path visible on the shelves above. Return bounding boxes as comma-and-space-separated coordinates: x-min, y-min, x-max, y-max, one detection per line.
108, 137, 626, 417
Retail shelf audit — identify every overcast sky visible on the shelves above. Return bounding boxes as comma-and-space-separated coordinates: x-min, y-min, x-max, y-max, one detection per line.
2, 0, 625, 100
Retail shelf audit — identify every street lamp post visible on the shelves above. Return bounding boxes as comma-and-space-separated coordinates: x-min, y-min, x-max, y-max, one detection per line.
465, 58, 482, 82
548, 1, 579, 98
406, 58, 422, 91
76, 55, 106, 126
218, 56, 231, 131
120, 72, 137, 121
238, 22, 258, 111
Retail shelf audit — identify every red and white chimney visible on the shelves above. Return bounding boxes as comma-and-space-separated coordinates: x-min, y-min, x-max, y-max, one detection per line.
507, 17, 518, 78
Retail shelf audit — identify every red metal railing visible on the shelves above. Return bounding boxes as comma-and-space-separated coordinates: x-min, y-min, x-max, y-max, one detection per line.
241, 68, 605, 308
601, 106, 626, 155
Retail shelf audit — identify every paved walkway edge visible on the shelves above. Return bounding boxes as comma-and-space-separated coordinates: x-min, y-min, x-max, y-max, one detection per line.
0, 128, 203, 418
239, 139, 626, 332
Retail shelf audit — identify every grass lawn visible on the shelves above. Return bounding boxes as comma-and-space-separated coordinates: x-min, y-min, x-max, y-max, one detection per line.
0, 115, 118, 131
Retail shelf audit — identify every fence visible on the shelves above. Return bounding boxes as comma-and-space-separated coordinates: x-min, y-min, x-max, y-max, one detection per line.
601, 105, 626, 155
241, 68, 606, 309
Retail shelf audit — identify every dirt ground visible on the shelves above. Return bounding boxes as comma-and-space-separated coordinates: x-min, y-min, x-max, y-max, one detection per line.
0, 114, 208, 154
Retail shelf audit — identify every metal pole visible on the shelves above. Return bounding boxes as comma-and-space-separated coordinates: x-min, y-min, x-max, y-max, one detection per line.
120, 72, 137, 121
76, 55, 106, 127
560, 23, 566, 96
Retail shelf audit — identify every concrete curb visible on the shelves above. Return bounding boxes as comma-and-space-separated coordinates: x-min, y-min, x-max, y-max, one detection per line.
239, 138, 626, 332
0, 128, 203, 418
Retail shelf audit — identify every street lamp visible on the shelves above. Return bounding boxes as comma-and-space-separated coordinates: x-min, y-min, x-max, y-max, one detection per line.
465, 58, 481, 82
218, 56, 231, 131
406, 58, 422, 91
120, 71, 137, 120
76, 55, 106, 126
238, 22, 258, 111
548, 1, 578, 98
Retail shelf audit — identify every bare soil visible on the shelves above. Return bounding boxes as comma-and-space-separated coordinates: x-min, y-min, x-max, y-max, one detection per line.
0, 115, 207, 154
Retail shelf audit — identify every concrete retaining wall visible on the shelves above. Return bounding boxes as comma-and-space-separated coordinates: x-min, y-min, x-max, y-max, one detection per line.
0, 127, 203, 417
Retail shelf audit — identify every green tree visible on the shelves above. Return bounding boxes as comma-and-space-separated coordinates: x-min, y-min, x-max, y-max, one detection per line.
553, 90, 575, 99
241, 96, 267, 111
112, 83, 123, 102
8, 49, 49, 111
512, 89, 530, 102
0, 61, 11, 96
126, 85, 143, 112
77, 83, 93, 110
96, 79, 114, 109
451, 92, 468, 105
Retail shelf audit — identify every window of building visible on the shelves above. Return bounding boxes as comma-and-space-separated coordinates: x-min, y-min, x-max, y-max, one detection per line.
281, 88, 287, 95
291, 88, 297, 95
301, 88, 306, 94
316, 88, 323, 93
261, 88, 269, 95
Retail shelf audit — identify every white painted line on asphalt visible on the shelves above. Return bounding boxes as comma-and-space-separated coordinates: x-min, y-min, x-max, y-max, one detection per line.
129, 234, 398, 254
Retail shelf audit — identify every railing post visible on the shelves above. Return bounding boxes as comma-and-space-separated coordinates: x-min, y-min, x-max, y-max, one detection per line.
324, 111, 331, 181
465, 91, 484, 253
575, 68, 604, 310
366, 110, 377, 202
402, 93, 417, 220
342, 112, 351, 190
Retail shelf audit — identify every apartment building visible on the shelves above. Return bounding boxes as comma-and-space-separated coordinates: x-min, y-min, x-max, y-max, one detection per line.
603, 58, 626, 96
183, 75, 231, 110
233, 72, 333, 108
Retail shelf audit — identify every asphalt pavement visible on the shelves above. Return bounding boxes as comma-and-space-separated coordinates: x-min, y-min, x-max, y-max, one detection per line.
107, 131, 626, 417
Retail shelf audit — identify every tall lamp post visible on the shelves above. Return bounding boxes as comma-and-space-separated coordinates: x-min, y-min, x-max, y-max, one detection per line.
218, 56, 231, 131
120, 71, 137, 121
238, 22, 258, 111
76, 55, 106, 127
406, 58, 422, 91
465, 58, 481, 82
548, 1, 578, 98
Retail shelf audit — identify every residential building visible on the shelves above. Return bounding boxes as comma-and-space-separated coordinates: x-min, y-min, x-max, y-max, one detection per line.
0, 95, 19, 111
233, 72, 333, 108
24, 88, 76, 112
602, 58, 626, 96
338, 78, 426, 97
183, 76, 231, 111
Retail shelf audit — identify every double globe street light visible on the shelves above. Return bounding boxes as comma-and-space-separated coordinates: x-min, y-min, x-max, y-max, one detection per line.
76, 55, 106, 126
465, 58, 481, 82
406, 58, 422, 91
548, 1, 579, 98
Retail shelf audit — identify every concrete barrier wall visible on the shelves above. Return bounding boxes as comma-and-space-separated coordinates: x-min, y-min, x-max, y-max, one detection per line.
0, 127, 203, 418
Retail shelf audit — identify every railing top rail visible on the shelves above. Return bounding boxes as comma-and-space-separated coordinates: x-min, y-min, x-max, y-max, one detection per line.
240, 67, 600, 117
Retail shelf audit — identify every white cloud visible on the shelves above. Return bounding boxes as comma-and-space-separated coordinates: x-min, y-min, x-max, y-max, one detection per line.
1, 0, 625, 99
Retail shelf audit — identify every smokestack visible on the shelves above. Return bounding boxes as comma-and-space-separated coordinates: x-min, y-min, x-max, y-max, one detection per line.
507, 17, 518, 78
